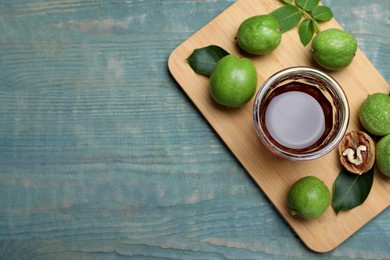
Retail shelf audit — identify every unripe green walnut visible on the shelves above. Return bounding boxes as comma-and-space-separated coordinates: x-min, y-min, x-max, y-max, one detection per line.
376, 134, 390, 177
359, 93, 390, 136
311, 28, 357, 71
287, 176, 331, 220
236, 15, 282, 55
210, 55, 257, 107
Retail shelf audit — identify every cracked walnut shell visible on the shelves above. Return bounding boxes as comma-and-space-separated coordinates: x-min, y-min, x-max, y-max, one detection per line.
338, 131, 375, 175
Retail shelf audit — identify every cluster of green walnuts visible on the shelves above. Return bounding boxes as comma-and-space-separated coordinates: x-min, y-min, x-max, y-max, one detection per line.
210, 13, 357, 108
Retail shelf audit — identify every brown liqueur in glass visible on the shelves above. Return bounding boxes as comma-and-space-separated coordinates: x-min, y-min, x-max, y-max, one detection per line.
259, 81, 333, 154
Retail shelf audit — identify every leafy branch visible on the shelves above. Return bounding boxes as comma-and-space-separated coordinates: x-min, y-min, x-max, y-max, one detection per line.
272, 0, 333, 46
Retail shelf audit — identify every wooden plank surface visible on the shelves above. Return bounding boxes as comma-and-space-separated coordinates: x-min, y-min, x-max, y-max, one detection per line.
168, 0, 390, 253
0, 0, 389, 258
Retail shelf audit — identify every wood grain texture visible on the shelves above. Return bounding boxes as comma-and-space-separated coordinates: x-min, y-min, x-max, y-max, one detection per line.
0, 0, 389, 258
168, 0, 390, 253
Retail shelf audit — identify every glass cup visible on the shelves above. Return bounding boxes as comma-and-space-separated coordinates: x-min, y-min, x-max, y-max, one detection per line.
253, 66, 349, 160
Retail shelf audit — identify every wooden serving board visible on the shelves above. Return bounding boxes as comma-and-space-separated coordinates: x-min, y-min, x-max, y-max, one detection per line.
168, 0, 390, 253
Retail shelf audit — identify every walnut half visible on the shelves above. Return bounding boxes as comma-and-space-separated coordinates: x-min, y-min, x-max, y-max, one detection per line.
338, 131, 375, 175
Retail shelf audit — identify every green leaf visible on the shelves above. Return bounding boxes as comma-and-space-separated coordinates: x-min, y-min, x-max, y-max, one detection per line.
312, 6, 333, 22
332, 167, 374, 214
295, 0, 320, 11
186, 45, 229, 77
271, 5, 302, 33
298, 19, 314, 46
281, 0, 294, 4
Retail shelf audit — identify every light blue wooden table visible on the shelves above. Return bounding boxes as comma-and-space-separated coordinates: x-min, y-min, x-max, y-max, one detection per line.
1, 0, 389, 258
